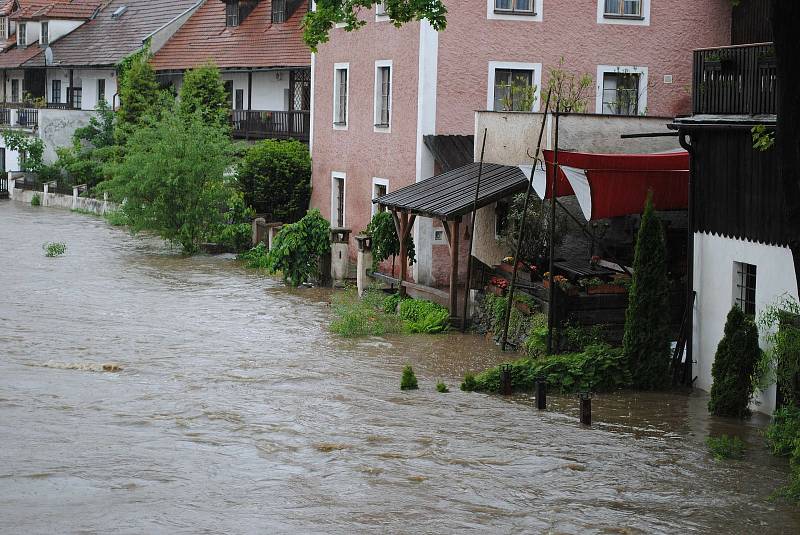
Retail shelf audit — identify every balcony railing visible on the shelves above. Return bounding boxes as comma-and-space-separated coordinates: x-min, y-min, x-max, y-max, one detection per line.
693, 42, 778, 116
0, 107, 39, 128
231, 110, 310, 142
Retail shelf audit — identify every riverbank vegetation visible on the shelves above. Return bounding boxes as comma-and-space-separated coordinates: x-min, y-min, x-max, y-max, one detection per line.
706, 435, 746, 461
42, 242, 66, 257
330, 288, 450, 338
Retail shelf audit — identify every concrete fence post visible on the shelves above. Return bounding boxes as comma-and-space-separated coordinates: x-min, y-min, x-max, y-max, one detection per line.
102, 192, 108, 215
252, 217, 266, 247
43, 183, 48, 206
267, 223, 283, 251
72, 187, 78, 210
9, 109, 17, 127
330, 228, 352, 285
354, 235, 373, 297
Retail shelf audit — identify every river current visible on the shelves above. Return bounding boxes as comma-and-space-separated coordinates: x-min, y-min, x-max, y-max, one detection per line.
1, 201, 799, 534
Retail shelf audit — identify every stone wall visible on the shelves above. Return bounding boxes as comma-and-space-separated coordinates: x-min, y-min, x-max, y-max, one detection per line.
9, 183, 114, 215
37, 109, 96, 164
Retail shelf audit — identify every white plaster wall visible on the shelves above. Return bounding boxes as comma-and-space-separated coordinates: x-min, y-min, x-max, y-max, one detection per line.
0, 139, 22, 172
19, 22, 39, 46
77, 69, 117, 110
37, 109, 95, 163
45, 20, 82, 43
46, 68, 73, 104
250, 72, 289, 110
693, 232, 799, 415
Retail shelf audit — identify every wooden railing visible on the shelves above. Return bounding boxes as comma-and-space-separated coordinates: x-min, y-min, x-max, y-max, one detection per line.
231, 110, 310, 142
693, 43, 777, 116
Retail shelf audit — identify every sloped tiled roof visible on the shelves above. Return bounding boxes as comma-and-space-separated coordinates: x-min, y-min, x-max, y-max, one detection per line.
23, 0, 200, 68
150, 0, 310, 71
10, 0, 71, 20
24, 0, 101, 20
0, 39, 43, 67
0, 0, 18, 17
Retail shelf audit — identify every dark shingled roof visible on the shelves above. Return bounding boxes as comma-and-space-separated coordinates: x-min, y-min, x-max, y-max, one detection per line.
373, 163, 530, 220
23, 0, 200, 68
423, 135, 474, 173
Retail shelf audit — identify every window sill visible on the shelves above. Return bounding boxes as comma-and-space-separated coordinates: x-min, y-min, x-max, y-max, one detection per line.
333, 121, 348, 126
374, 123, 390, 128
493, 10, 537, 16
603, 14, 644, 20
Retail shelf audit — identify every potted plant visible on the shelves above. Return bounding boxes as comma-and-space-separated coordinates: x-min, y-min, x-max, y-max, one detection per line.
579, 277, 627, 295
488, 276, 508, 296
543, 273, 578, 296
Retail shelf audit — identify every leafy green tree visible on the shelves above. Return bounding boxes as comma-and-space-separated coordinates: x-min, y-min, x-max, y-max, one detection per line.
236, 139, 311, 222
365, 211, 415, 272
178, 62, 230, 128
622, 193, 671, 390
2, 130, 44, 172
102, 111, 236, 254
303, 0, 447, 51
708, 306, 762, 418
266, 209, 331, 286
116, 49, 171, 139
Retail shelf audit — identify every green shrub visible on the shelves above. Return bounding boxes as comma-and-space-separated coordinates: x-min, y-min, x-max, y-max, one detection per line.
177, 62, 229, 128
483, 293, 531, 342
330, 289, 404, 337
461, 373, 478, 392
236, 139, 311, 223
523, 313, 549, 357
436, 381, 449, 393
103, 210, 126, 227
383, 292, 408, 314
42, 242, 66, 257
238, 242, 270, 269
765, 407, 800, 501
706, 435, 746, 460
399, 299, 450, 334
708, 306, 762, 418
466, 343, 630, 394
266, 209, 331, 286
622, 193, 671, 390
365, 211, 415, 271
401, 365, 419, 390
758, 297, 800, 406
30, 194, 41, 206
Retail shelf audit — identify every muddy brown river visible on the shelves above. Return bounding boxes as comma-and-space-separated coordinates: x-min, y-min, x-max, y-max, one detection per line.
1, 201, 799, 534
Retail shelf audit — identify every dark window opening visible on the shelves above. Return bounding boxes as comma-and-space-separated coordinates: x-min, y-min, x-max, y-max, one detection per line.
71, 87, 82, 109
272, 0, 287, 23
51, 79, 61, 104
41, 21, 48, 46
735, 262, 757, 316
334, 177, 345, 227
494, 0, 535, 15
235, 89, 244, 110
97, 79, 105, 103
604, 0, 642, 18
602, 72, 640, 115
493, 68, 534, 111
376, 66, 390, 127
495, 199, 510, 237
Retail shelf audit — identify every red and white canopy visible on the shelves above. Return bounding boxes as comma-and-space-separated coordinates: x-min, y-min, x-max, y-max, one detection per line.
526, 150, 689, 221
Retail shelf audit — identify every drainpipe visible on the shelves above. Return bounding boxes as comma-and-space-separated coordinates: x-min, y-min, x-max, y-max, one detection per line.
679, 129, 695, 386
247, 69, 252, 111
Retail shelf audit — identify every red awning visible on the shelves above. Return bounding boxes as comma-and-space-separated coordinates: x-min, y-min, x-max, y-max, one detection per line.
531, 150, 689, 220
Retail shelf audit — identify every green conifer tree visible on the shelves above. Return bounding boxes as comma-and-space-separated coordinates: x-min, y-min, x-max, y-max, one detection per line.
708, 306, 762, 418
622, 193, 671, 389
178, 62, 230, 129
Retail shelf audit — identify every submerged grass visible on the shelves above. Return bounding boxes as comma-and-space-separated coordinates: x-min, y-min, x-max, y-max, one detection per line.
42, 242, 67, 257
104, 210, 128, 227
330, 288, 405, 337
706, 435, 746, 461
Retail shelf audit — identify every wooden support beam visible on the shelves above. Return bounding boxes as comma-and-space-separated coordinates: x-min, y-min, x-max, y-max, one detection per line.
448, 219, 461, 318
395, 211, 416, 297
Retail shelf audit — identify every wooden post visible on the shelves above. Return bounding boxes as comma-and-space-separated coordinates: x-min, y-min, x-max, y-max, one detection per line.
443, 218, 461, 320
393, 210, 415, 297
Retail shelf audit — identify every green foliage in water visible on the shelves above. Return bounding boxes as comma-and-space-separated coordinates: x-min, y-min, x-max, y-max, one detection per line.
30, 194, 41, 206
382, 292, 408, 314
236, 139, 311, 224
436, 381, 449, 393
398, 299, 450, 334
622, 193, 671, 390
522, 313, 549, 357
101, 111, 236, 254
238, 242, 271, 269
43, 242, 66, 257
330, 288, 405, 338
460, 373, 478, 392
401, 365, 419, 390
207, 193, 255, 253
708, 306, 762, 418
365, 211, 415, 271
463, 344, 630, 394
104, 210, 128, 227
705, 435, 746, 461
765, 407, 800, 502
265, 209, 331, 286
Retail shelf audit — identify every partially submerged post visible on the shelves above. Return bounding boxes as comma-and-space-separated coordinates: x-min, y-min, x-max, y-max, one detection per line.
579, 392, 592, 426
535, 376, 547, 410
354, 234, 372, 296
499, 363, 512, 396
330, 228, 352, 284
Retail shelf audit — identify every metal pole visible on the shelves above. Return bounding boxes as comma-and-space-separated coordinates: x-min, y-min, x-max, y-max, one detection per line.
461, 129, 488, 332
546, 103, 561, 355
500, 88, 552, 350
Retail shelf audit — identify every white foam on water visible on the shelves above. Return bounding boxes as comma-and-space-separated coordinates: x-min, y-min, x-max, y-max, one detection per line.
35, 361, 123, 373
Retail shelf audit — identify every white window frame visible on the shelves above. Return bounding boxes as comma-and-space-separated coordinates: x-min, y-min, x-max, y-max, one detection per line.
487, 61, 542, 112
40, 20, 48, 46
597, 0, 650, 26
375, 1, 389, 21
488, 0, 541, 21
595, 65, 648, 116
732, 262, 758, 316
333, 62, 349, 130
371, 177, 389, 216
373, 60, 392, 133
331, 171, 346, 228
0, 18, 6, 41
17, 23, 26, 47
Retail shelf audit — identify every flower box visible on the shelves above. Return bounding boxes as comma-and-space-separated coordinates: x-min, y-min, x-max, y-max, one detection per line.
587, 284, 627, 295
488, 284, 506, 297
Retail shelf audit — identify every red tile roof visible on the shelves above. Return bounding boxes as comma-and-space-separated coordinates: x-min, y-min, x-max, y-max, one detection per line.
10, 0, 71, 20
150, 0, 310, 71
0, 38, 44, 68
25, 0, 102, 20
0, 0, 17, 17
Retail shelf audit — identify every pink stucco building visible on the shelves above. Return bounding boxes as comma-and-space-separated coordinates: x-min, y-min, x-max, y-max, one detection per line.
310, 0, 732, 286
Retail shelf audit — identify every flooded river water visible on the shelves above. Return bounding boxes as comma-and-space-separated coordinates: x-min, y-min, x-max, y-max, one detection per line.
1, 201, 799, 534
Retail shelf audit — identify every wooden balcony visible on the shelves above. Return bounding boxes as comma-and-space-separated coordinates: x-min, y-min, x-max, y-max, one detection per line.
231, 110, 310, 142
693, 42, 778, 116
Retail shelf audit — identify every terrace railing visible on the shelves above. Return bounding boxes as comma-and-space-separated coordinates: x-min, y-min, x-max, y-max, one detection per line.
693, 42, 778, 116
231, 110, 310, 143
16, 108, 39, 128
0, 108, 10, 126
